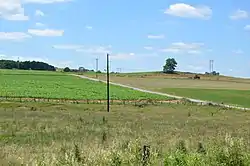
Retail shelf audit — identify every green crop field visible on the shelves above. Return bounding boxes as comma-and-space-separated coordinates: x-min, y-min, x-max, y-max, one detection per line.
1, 102, 250, 165
0, 69, 169, 100
83, 73, 250, 108
159, 88, 250, 108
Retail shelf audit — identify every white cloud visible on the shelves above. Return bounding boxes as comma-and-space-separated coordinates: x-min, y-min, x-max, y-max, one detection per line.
76, 45, 112, 54
0, 32, 31, 41
23, 0, 72, 4
164, 3, 212, 19
244, 25, 250, 30
187, 50, 201, 54
147, 34, 165, 39
85, 26, 93, 30
53, 44, 84, 50
144, 46, 153, 50
160, 42, 204, 54
35, 22, 45, 27
0, 0, 29, 21
172, 42, 204, 49
35, 10, 45, 16
233, 49, 244, 54
230, 9, 248, 20
53, 44, 112, 54
28, 29, 64, 36
161, 48, 180, 53
110, 53, 135, 60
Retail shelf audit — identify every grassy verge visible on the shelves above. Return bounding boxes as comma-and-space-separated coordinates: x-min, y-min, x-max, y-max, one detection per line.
159, 88, 250, 108
1, 102, 250, 165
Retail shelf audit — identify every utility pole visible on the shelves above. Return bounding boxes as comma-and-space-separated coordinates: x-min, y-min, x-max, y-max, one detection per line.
106, 53, 110, 112
17, 57, 20, 69
95, 58, 99, 78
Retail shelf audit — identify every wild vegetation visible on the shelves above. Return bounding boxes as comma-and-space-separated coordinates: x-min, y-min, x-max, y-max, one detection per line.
1, 68, 250, 165
1, 102, 250, 165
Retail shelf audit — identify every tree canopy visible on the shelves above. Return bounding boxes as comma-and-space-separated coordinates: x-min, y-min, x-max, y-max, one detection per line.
0, 60, 56, 71
163, 58, 177, 74
63, 67, 71, 72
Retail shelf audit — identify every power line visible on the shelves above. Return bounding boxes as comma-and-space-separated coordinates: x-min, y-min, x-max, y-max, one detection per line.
211, 60, 214, 72
116, 68, 122, 73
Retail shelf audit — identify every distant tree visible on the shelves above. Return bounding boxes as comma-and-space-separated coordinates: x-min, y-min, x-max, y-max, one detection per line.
211, 71, 220, 76
63, 67, 71, 72
0, 60, 56, 71
163, 58, 177, 74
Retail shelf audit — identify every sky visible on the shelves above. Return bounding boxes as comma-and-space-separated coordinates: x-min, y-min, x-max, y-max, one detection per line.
0, 0, 250, 77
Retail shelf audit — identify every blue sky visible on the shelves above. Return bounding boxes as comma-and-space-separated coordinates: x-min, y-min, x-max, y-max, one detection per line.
0, 0, 250, 77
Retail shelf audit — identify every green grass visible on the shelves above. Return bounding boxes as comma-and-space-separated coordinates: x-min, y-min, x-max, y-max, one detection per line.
1, 102, 250, 165
0, 69, 169, 100
159, 88, 250, 108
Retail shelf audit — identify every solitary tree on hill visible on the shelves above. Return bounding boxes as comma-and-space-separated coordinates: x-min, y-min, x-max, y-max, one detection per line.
163, 58, 177, 74
63, 67, 71, 72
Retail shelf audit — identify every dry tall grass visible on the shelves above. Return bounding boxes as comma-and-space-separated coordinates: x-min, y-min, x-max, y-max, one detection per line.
1, 102, 250, 165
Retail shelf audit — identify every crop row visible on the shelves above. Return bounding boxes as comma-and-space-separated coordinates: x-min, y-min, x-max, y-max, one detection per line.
0, 71, 169, 100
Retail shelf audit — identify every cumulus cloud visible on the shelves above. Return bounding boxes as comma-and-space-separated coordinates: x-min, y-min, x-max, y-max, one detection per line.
0, 32, 31, 41
164, 3, 212, 19
28, 29, 64, 36
0, 0, 73, 21
230, 9, 248, 20
0, 0, 29, 21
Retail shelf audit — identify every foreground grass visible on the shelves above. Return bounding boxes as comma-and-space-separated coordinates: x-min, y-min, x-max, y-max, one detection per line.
1, 102, 250, 165
159, 88, 250, 108
0, 69, 168, 100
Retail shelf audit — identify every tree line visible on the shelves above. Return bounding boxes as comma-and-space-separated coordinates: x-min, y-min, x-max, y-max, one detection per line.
0, 60, 56, 71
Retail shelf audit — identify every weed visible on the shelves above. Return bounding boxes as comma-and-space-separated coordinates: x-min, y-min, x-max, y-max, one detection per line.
176, 140, 187, 154
197, 142, 206, 154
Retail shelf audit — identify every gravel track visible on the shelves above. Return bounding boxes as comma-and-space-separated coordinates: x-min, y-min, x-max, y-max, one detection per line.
72, 74, 250, 111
